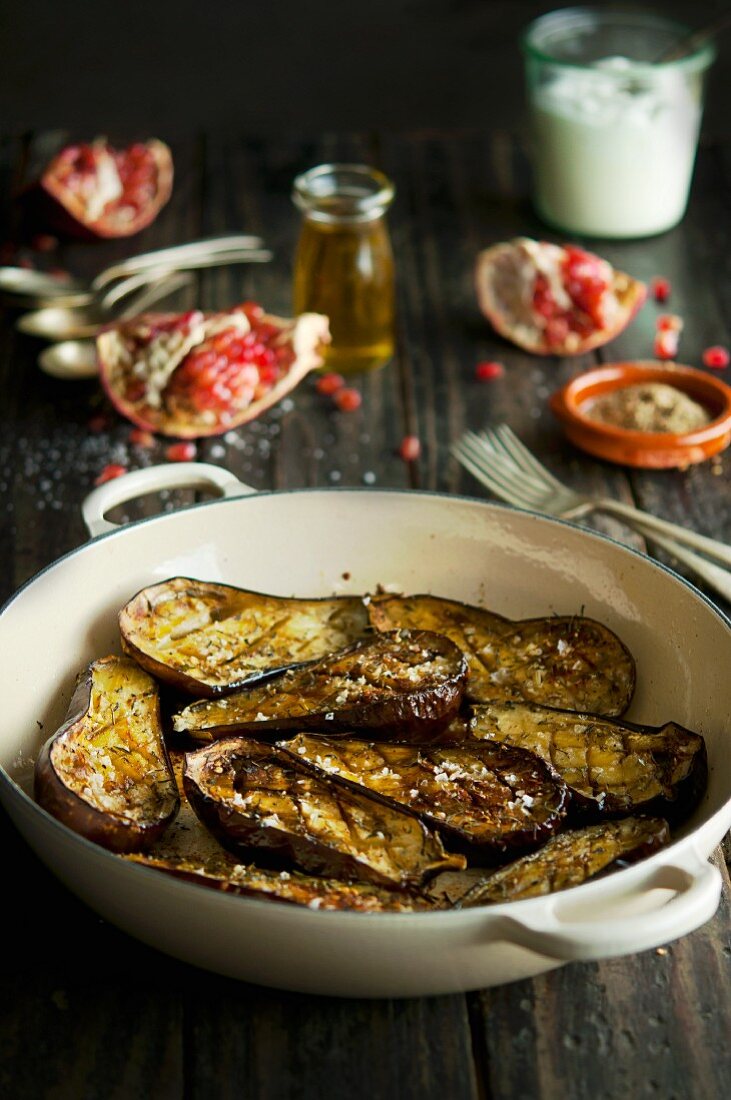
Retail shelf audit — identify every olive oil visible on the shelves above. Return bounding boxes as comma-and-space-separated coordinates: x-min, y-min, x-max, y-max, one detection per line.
292, 164, 395, 375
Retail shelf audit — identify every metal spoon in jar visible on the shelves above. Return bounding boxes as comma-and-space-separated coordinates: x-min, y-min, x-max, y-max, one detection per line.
38, 270, 194, 380
1, 235, 270, 308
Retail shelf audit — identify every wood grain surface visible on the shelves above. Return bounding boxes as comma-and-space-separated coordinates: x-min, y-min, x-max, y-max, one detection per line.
0, 130, 728, 1100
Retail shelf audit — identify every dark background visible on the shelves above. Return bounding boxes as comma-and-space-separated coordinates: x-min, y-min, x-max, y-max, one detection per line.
1, 0, 729, 139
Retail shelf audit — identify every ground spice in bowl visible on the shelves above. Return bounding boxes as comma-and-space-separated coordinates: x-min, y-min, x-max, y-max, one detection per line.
584, 382, 712, 434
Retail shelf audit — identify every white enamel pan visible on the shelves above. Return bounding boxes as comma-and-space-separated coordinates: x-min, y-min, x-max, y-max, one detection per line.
0, 463, 729, 998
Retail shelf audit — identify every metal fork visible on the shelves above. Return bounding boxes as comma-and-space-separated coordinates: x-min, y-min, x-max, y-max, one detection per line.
451, 425, 731, 603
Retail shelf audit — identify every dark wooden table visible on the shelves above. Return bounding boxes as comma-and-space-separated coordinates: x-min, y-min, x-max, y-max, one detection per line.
0, 130, 729, 1100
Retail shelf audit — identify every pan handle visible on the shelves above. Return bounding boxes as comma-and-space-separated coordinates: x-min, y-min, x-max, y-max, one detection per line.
497, 853, 721, 962
82, 462, 256, 538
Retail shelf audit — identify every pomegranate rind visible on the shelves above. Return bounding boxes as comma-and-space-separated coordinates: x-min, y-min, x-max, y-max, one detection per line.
37, 139, 173, 240
475, 239, 646, 357
98, 310, 330, 438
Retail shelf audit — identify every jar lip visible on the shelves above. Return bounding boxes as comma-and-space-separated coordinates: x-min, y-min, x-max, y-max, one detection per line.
293, 163, 395, 223
521, 6, 717, 73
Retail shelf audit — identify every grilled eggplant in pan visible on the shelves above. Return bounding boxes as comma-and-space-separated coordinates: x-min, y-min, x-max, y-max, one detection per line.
34, 656, 179, 852
173, 630, 468, 742
368, 594, 635, 716
470, 702, 707, 821
127, 753, 432, 911
460, 817, 671, 906
281, 734, 569, 862
120, 577, 370, 697
184, 737, 466, 888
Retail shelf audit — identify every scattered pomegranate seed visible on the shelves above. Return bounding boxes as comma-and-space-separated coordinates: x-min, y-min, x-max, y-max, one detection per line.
94, 464, 127, 485
654, 332, 679, 360
129, 428, 156, 448
50, 266, 71, 280
165, 441, 197, 462
31, 233, 58, 252
651, 276, 671, 303
334, 387, 362, 412
87, 413, 111, 433
702, 345, 730, 369
316, 372, 345, 396
399, 435, 421, 461
475, 360, 505, 382
656, 313, 682, 333
18, 257, 34, 270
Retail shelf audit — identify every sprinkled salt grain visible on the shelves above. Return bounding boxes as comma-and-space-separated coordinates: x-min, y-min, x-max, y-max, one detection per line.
325, 712, 335, 721
308, 898, 323, 909
409, 789, 419, 799
279, 871, 291, 880
297, 746, 307, 754
254, 712, 268, 722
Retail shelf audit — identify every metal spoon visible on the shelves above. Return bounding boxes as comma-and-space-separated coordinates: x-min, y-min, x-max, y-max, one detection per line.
17, 269, 176, 340
38, 270, 194, 380
18, 246, 272, 340
2, 234, 268, 308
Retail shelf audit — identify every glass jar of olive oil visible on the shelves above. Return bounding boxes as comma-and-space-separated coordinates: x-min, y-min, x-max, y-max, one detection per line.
292, 164, 395, 374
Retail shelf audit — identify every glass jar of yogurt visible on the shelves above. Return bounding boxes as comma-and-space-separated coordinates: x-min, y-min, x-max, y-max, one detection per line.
522, 8, 716, 238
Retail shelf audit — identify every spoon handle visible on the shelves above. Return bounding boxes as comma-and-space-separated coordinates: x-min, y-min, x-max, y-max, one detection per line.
657, 9, 731, 61
92, 235, 267, 291
96, 247, 272, 297
116, 271, 195, 320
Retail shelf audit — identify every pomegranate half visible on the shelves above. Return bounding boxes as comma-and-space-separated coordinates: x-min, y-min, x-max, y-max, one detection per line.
475, 238, 646, 357
36, 138, 173, 239
98, 302, 330, 438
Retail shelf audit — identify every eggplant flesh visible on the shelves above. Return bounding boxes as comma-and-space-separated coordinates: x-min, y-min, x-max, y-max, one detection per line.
173, 630, 468, 742
126, 753, 431, 911
368, 594, 635, 716
34, 656, 179, 853
183, 737, 466, 888
470, 701, 707, 820
119, 577, 370, 697
460, 817, 670, 906
282, 734, 569, 861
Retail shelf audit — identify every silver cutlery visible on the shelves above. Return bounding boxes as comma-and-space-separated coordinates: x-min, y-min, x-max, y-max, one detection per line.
452, 425, 731, 603
1, 235, 271, 308
38, 269, 194, 380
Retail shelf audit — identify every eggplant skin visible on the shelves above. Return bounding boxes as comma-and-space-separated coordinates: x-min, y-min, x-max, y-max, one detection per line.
119, 577, 371, 698
183, 737, 466, 889
281, 734, 569, 863
368, 594, 636, 717
173, 630, 468, 742
470, 701, 707, 822
125, 855, 434, 912
459, 817, 670, 906
34, 656, 179, 854
126, 749, 434, 911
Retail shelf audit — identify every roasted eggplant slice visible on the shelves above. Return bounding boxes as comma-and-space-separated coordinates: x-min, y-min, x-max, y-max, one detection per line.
471, 701, 707, 821
459, 817, 670, 906
368, 594, 635, 716
126, 752, 432, 911
173, 630, 468, 742
282, 734, 569, 862
119, 577, 370, 697
184, 737, 466, 888
34, 656, 179, 853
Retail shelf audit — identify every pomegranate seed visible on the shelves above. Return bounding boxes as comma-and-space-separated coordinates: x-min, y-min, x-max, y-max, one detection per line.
31, 233, 58, 252
651, 276, 671, 303
49, 267, 71, 280
334, 387, 362, 412
18, 257, 34, 270
475, 360, 505, 382
87, 413, 110, 433
656, 313, 683, 333
654, 332, 679, 360
316, 372, 346, 395
166, 441, 197, 462
94, 463, 127, 485
702, 345, 730, 369
129, 428, 156, 448
399, 435, 421, 461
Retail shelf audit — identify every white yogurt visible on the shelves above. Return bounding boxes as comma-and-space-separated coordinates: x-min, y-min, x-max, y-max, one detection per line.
529, 57, 703, 238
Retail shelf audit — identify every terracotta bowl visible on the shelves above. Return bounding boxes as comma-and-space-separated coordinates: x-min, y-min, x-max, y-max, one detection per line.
549, 361, 731, 469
